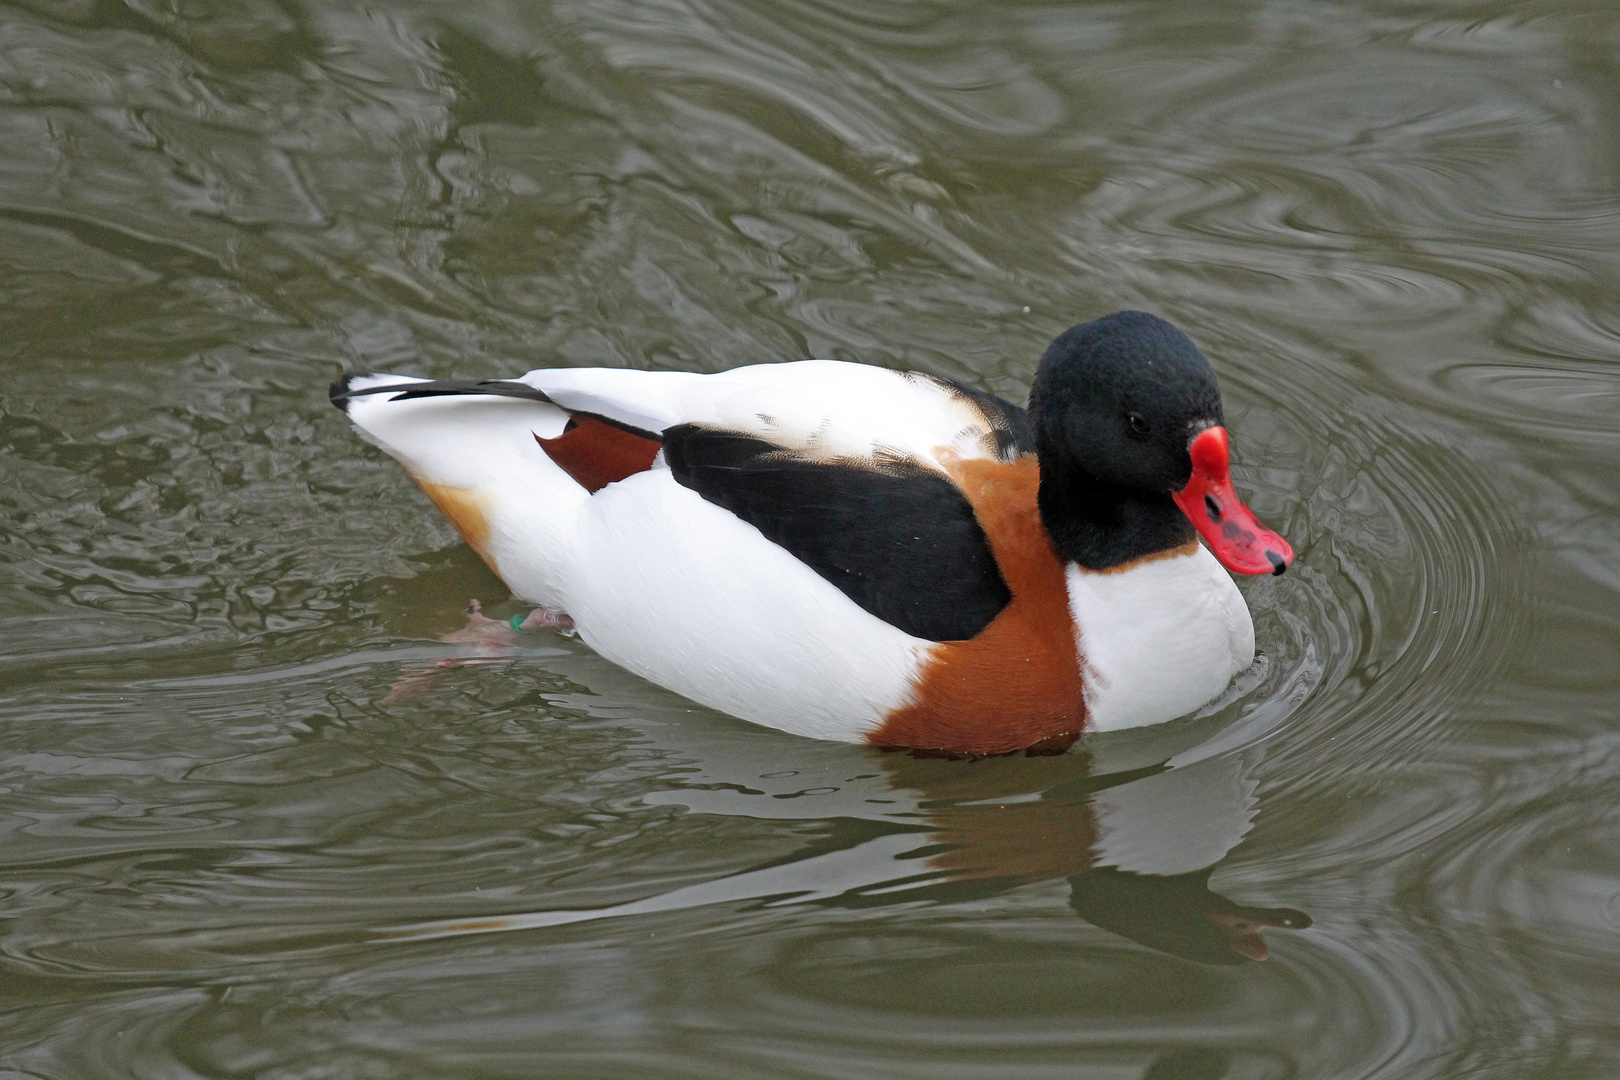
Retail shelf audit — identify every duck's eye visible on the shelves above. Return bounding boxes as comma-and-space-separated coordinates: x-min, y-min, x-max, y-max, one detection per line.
1125, 412, 1150, 437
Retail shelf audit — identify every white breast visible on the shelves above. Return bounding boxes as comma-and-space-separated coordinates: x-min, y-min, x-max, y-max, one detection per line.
1066, 546, 1255, 732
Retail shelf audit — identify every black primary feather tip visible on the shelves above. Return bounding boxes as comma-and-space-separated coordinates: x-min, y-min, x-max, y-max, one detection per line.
328, 377, 556, 409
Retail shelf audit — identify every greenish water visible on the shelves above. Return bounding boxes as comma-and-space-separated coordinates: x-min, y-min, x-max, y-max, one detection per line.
2, 0, 1618, 1076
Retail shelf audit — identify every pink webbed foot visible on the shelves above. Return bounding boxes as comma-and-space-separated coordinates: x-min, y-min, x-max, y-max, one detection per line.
514, 606, 574, 634
383, 600, 574, 704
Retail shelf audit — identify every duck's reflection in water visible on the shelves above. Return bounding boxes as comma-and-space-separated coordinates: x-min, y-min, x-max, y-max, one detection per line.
878, 749, 1309, 964
378, 714, 1309, 965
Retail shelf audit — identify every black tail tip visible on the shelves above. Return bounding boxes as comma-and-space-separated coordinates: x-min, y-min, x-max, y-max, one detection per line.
329, 374, 364, 414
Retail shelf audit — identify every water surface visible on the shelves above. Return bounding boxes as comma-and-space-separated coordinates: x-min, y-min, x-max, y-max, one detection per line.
2, 0, 1618, 1077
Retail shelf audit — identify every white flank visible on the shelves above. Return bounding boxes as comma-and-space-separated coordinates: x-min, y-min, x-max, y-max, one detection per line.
568, 469, 932, 742
1066, 546, 1255, 732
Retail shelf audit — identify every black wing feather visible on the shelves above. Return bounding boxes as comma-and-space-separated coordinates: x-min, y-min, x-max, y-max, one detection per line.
329, 376, 554, 410
664, 425, 1012, 642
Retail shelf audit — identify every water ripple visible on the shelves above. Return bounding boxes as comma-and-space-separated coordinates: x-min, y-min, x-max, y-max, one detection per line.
0, 0, 1614, 1076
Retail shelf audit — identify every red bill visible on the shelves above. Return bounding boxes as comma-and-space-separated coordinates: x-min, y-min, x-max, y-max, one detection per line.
1171, 426, 1293, 576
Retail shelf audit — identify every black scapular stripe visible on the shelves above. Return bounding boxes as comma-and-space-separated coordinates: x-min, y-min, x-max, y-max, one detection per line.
663, 425, 1013, 642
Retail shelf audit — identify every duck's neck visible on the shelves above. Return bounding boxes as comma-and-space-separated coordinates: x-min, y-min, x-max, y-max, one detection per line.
1036, 461, 1195, 571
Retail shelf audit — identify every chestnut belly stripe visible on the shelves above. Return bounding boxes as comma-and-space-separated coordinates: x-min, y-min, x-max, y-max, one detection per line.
868, 454, 1085, 756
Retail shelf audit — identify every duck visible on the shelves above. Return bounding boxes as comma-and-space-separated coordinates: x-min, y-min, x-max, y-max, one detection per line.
330, 310, 1293, 757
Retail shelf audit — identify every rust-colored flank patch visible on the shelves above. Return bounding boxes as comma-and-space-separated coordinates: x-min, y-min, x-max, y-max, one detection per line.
536, 416, 662, 494
868, 454, 1087, 757
414, 479, 496, 567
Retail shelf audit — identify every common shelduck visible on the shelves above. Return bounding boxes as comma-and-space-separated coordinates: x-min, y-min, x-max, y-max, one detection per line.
331, 310, 1293, 756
